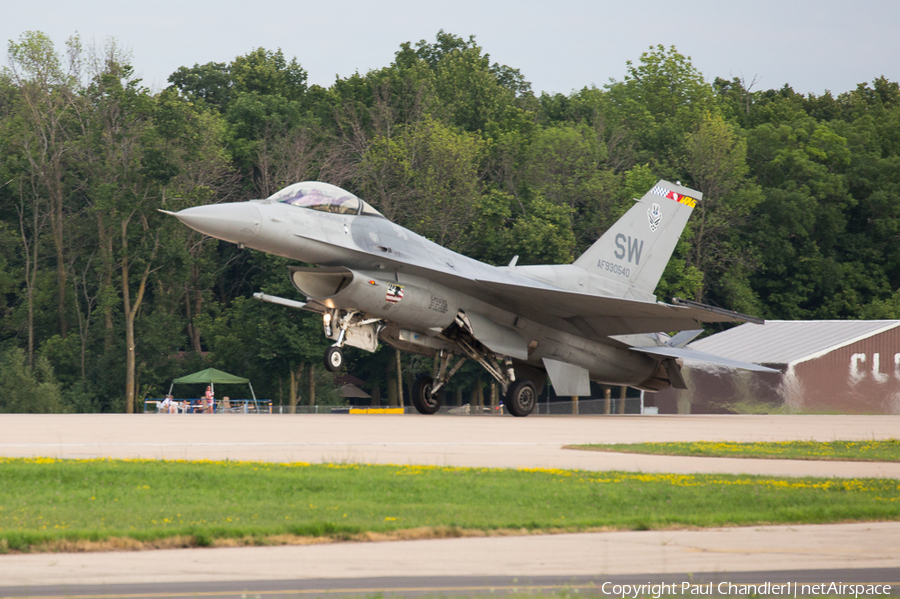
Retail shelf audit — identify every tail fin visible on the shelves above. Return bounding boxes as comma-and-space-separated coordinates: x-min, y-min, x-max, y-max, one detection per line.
573, 180, 700, 296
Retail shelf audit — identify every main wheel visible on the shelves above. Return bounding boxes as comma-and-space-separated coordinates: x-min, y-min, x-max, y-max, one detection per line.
411, 375, 441, 415
505, 380, 537, 417
323, 346, 344, 372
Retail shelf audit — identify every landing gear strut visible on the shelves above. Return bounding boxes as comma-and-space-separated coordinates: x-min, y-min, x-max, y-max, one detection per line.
410, 350, 468, 415
410, 340, 537, 416
454, 337, 536, 417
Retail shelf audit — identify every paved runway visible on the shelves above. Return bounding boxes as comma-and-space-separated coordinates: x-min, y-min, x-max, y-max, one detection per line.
2, 413, 900, 477
1, 522, 899, 586
0, 413, 898, 595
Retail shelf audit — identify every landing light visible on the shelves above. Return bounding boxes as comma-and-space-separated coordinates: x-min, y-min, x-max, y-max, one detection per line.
323, 313, 333, 337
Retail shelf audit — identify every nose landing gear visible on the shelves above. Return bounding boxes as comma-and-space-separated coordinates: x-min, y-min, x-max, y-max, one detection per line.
320, 309, 385, 372
324, 346, 344, 372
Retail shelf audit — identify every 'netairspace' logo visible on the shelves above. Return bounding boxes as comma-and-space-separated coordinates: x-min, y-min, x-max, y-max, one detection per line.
599, 581, 893, 598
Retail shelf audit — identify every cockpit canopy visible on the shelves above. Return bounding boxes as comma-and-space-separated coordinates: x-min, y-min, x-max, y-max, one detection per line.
267, 181, 383, 217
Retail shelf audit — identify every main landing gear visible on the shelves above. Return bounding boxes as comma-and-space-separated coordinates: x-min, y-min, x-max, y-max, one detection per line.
411, 340, 537, 417
319, 307, 538, 417
411, 376, 440, 415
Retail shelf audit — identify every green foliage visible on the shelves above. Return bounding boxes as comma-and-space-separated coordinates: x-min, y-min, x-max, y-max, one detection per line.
358, 116, 484, 250
5, 30, 72, 88
0, 222, 19, 316
167, 61, 232, 108
0, 347, 64, 413
507, 195, 575, 265
168, 48, 307, 109
2, 29, 900, 411
526, 124, 605, 210
406, 30, 529, 133
1, 458, 897, 552
230, 48, 307, 101
607, 45, 716, 167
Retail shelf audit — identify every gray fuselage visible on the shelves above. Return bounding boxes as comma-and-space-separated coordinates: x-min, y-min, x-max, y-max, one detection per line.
183, 198, 665, 390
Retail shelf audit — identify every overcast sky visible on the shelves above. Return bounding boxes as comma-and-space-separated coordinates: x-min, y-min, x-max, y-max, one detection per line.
4, 0, 899, 97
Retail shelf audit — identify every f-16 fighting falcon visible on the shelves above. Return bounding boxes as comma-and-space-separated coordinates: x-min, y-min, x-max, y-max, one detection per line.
166, 180, 774, 417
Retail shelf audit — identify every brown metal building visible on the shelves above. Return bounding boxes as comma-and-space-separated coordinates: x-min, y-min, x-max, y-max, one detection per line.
652, 320, 900, 414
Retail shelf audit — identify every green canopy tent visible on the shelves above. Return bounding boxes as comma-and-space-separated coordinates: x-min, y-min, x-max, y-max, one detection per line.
168, 368, 257, 408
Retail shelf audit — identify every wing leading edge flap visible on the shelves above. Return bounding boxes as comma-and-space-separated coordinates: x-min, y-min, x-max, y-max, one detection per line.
630, 345, 780, 373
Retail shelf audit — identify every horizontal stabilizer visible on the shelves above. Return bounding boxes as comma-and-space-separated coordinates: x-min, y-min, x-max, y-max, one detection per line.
671, 297, 764, 325
666, 329, 703, 348
630, 345, 779, 373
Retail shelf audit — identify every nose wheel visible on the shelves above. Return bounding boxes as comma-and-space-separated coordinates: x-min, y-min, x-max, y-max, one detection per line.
324, 346, 344, 372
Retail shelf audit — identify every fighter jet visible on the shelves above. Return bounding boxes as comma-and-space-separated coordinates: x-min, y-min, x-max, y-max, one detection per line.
167, 180, 774, 416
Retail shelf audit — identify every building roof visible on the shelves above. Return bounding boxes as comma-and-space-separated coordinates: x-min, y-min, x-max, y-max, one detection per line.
173, 368, 249, 384
689, 320, 900, 366
339, 383, 372, 399
333, 373, 366, 387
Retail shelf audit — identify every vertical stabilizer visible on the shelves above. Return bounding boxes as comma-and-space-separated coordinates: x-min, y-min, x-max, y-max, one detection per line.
573, 180, 700, 296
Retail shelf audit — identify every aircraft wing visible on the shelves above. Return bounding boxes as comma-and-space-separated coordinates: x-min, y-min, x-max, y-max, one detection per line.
321, 242, 758, 339
471, 279, 758, 338
251, 230, 757, 340
328, 235, 759, 338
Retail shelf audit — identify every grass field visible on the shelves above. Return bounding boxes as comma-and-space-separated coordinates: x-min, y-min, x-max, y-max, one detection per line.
569, 440, 900, 461
1, 456, 898, 553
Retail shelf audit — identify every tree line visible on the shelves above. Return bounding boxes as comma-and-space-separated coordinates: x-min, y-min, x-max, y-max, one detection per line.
1, 30, 898, 413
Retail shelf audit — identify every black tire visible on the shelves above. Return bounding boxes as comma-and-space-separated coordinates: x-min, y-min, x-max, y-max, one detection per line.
506, 380, 537, 417
323, 346, 344, 372
411, 375, 441, 415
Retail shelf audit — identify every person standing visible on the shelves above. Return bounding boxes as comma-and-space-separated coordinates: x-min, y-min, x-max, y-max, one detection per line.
204, 385, 215, 413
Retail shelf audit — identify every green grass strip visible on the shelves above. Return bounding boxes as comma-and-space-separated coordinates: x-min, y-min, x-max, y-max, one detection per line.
569, 439, 900, 462
1, 457, 898, 552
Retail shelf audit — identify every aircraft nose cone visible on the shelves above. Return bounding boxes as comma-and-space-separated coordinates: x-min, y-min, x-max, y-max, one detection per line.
174, 202, 262, 244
